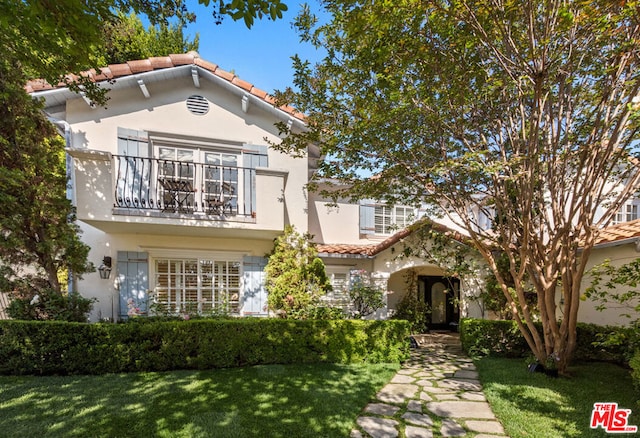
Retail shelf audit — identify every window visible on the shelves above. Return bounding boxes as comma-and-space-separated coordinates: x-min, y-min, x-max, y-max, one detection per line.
322, 268, 351, 309
374, 205, 414, 234
155, 145, 240, 214
614, 200, 640, 224
154, 258, 240, 314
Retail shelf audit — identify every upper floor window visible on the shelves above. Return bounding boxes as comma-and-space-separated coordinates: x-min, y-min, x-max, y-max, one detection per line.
613, 199, 640, 224
360, 201, 416, 236
374, 205, 414, 234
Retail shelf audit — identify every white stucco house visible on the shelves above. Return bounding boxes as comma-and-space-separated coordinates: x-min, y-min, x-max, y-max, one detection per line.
26, 53, 638, 327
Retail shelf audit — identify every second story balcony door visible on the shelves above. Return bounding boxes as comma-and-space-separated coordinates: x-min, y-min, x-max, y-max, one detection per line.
155, 146, 240, 215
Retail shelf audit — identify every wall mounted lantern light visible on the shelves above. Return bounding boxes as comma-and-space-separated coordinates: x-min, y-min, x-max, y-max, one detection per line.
98, 256, 112, 280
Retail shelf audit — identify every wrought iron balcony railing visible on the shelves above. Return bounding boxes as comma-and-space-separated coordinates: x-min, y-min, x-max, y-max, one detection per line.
114, 155, 256, 217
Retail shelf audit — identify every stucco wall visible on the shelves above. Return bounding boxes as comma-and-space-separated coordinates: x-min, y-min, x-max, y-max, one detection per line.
579, 242, 640, 326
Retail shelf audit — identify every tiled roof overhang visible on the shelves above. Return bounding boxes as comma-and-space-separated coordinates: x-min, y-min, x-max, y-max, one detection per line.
26, 52, 305, 125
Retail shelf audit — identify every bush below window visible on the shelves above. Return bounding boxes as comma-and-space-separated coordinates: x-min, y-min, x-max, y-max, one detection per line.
0, 319, 410, 375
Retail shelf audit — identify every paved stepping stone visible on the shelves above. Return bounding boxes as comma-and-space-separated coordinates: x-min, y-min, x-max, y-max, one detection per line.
438, 378, 483, 391
376, 383, 419, 404
426, 401, 496, 419
465, 420, 505, 434
407, 400, 422, 412
460, 392, 486, 401
365, 403, 401, 416
401, 412, 434, 427
405, 425, 434, 438
356, 416, 399, 438
441, 419, 466, 437
391, 374, 415, 384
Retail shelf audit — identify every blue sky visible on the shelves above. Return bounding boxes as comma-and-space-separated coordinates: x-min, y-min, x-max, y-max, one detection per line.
183, 1, 325, 94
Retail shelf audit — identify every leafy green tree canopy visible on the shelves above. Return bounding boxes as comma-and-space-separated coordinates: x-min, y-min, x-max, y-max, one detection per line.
2, 0, 287, 103
280, 1, 640, 373
0, 59, 92, 295
100, 12, 199, 65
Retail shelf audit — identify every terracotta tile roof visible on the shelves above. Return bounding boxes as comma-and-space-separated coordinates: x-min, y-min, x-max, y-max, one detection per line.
317, 218, 468, 257
316, 243, 375, 255
25, 51, 305, 121
595, 219, 640, 246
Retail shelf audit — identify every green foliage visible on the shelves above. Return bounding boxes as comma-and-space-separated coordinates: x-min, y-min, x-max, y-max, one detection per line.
348, 270, 385, 318
585, 258, 640, 323
460, 318, 529, 358
2, 0, 287, 104
391, 270, 429, 333
460, 318, 636, 365
0, 319, 410, 375
265, 226, 332, 316
285, 306, 346, 320
630, 350, 640, 405
100, 12, 199, 65
6, 290, 94, 323
280, 0, 640, 373
0, 59, 93, 295
478, 357, 640, 438
481, 252, 537, 320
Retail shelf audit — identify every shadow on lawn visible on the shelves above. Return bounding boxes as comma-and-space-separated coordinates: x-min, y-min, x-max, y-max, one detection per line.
476, 357, 639, 438
0, 363, 396, 437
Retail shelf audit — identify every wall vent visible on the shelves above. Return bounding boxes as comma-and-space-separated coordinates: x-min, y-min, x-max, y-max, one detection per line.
186, 95, 209, 115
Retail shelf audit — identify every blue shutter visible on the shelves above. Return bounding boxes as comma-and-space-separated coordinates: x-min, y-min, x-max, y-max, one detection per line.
242, 145, 269, 216
117, 251, 149, 319
359, 200, 376, 235
242, 256, 268, 316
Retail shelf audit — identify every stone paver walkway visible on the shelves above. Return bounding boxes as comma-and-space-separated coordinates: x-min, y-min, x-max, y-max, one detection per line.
351, 333, 508, 438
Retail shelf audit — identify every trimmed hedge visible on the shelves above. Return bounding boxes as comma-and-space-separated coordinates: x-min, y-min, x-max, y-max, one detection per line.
0, 318, 410, 375
459, 318, 637, 364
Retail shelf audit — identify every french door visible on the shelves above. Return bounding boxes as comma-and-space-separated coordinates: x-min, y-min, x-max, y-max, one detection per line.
155, 146, 239, 214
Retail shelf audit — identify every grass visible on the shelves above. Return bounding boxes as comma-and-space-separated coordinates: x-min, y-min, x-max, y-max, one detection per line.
476, 357, 640, 437
0, 362, 399, 437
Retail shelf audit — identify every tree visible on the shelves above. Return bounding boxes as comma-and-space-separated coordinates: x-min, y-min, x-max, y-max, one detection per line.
0, 59, 92, 295
279, 1, 640, 374
100, 12, 199, 65
1, 0, 287, 104
265, 226, 332, 316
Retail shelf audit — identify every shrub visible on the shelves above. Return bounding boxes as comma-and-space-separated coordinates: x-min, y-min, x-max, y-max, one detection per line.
630, 349, 640, 407
0, 318, 410, 375
348, 270, 385, 318
460, 318, 636, 364
265, 226, 332, 316
392, 292, 429, 333
6, 289, 94, 322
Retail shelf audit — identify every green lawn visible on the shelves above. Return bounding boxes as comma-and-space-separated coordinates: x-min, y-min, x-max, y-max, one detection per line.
477, 357, 640, 437
0, 363, 399, 438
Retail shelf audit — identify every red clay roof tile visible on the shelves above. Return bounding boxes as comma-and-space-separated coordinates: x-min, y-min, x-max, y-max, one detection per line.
127, 59, 153, 74
108, 63, 132, 77
26, 52, 304, 121
595, 219, 640, 246
232, 77, 253, 92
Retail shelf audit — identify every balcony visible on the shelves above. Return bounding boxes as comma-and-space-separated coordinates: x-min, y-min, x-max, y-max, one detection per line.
68, 150, 288, 237
113, 155, 256, 217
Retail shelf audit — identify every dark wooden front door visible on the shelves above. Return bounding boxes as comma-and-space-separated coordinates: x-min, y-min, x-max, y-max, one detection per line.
419, 276, 460, 330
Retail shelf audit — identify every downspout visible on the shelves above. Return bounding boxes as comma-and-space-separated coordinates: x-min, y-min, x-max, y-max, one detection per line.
48, 117, 77, 294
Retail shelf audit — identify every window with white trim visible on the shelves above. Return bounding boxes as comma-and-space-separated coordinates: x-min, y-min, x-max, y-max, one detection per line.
374, 205, 414, 234
322, 268, 351, 309
154, 258, 240, 314
613, 199, 640, 224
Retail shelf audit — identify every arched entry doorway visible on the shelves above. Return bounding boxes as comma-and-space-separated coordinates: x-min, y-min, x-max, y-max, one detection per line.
419, 276, 460, 330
